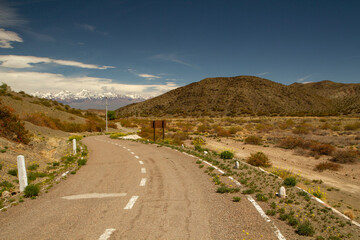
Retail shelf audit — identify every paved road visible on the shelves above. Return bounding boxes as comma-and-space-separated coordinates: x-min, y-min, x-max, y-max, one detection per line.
0, 135, 281, 239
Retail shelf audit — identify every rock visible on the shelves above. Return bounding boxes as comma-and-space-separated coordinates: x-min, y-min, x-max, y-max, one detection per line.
279, 186, 287, 198
2, 191, 11, 198
203, 151, 208, 155
234, 161, 240, 169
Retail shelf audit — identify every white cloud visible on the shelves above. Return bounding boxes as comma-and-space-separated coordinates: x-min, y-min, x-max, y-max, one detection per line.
0, 55, 114, 69
0, 28, 23, 48
127, 68, 161, 80
0, 2, 27, 27
296, 74, 312, 83
76, 23, 108, 36
0, 70, 179, 97
137, 73, 161, 79
256, 72, 271, 76
152, 53, 198, 68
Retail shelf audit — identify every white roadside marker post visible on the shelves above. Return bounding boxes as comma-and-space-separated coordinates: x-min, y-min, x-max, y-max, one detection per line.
279, 186, 287, 198
73, 139, 77, 155
234, 161, 239, 169
17, 155, 28, 192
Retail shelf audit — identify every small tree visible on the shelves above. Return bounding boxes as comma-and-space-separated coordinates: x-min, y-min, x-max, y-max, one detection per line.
107, 111, 116, 120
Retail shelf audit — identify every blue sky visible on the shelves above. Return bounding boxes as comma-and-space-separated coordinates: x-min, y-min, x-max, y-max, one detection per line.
0, 0, 359, 96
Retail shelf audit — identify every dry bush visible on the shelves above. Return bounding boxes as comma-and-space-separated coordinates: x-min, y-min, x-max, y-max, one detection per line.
292, 126, 310, 134
255, 123, 273, 132
0, 101, 31, 144
197, 124, 210, 133
344, 122, 360, 131
344, 210, 356, 220
314, 162, 342, 172
216, 127, 231, 137
278, 119, 295, 130
244, 135, 262, 145
120, 119, 137, 128
247, 152, 272, 167
309, 143, 335, 156
277, 136, 306, 149
331, 149, 360, 163
229, 126, 242, 134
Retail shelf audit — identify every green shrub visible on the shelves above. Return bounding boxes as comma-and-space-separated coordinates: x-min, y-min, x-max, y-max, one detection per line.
220, 150, 234, 159
0, 181, 14, 191
256, 193, 268, 201
296, 221, 315, 236
232, 196, 241, 202
27, 164, 39, 171
68, 135, 83, 141
244, 135, 262, 145
192, 137, 205, 146
288, 216, 299, 226
52, 162, 60, 166
283, 177, 297, 187
0, 163, 2, 170
266, 209, 276, 216
24, 184, 40, 198
77, 158, 87, 166
247, 152, 272, 167
279, 213, 289, 221
8, 169, 17, 176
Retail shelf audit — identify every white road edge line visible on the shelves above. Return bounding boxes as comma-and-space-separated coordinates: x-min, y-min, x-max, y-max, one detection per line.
98, 228, 116, 240
140, 178, 147, 186
139, 161, 144, 165
141, 168, 146, 173
124, 196, 139, 209
62, 193, 127, 200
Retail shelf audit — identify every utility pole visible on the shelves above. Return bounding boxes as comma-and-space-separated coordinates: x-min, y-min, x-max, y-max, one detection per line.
105, 97, 108, 132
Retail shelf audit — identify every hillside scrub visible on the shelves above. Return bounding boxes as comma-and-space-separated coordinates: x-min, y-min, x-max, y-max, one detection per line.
0, 100, 31, 144
24, 113, 104, 132
247, 152, 272, 167
331, 149, 360, 163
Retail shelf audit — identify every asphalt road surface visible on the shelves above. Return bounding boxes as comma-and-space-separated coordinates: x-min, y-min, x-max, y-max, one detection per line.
0, 135, 283, 239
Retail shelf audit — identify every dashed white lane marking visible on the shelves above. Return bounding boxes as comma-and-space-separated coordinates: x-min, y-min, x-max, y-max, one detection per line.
123, 147, 126, 149
140, 178, 147, 186
98, 228, 116, 240
124, 196, 139, 209
135, 156, 139, 159
131, 152, 134, 155
127, 149, 131, 151
139, 161, 144, 165
141, 168, 146, 173
62, 193, 127, 200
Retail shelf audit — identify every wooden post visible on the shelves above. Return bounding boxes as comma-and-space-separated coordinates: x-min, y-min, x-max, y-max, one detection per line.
17, 155, 28, 192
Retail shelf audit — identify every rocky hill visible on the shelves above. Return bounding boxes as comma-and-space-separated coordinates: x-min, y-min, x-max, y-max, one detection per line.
116, 76, 360, 117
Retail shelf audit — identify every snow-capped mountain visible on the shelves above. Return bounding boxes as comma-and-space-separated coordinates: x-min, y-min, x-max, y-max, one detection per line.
31, 90, 148, 110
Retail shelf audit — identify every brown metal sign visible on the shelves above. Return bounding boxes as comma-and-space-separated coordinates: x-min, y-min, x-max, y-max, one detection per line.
152, 120, 166, 128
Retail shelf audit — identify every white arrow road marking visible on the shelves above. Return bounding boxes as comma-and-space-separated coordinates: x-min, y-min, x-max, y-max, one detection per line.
98, 228, 116, 240
124, 196, 139, 209
141, 168, 146, 173
62, 193, 127, 200
139, 161, 144, 165
140, 178, 147, 186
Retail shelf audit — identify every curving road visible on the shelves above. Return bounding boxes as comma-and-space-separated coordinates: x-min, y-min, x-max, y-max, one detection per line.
0, 135, 281, 239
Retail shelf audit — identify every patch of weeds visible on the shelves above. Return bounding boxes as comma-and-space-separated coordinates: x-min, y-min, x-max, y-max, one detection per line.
62, 155, 76, 164
216, 186, 240, 194
52, 162, 60, 167
77, 158, 87, 166
308, 187, 326, 200
232, 196, 241, 202
27, 164, 39, 171
328, 236, 341, 240
195, 160, 202, 164
277, 208, 285, 214
199, 164, 204, 168
315, 236, 325, 240
242, 189, 255, 194
220, 150, 234, 159
7, 169, 17, 176
283, 176, 297, 186
266, 209, 276, 216
279, 213, 289, 221
287, 216, 299, 227
331, 149, 359, 164
271, 202, 277, 209
244, 135, 262, 145
256, 193, 268, 201
24, 184, 40, 198
296, 220, 315, 236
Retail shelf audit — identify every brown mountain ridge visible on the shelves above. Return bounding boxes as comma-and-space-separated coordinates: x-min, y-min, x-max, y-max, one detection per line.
116, 76, 360, 117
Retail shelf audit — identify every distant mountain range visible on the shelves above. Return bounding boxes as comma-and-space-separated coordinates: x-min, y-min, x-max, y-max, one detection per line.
32, 89, 147, 110
115, 76, 360, 117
